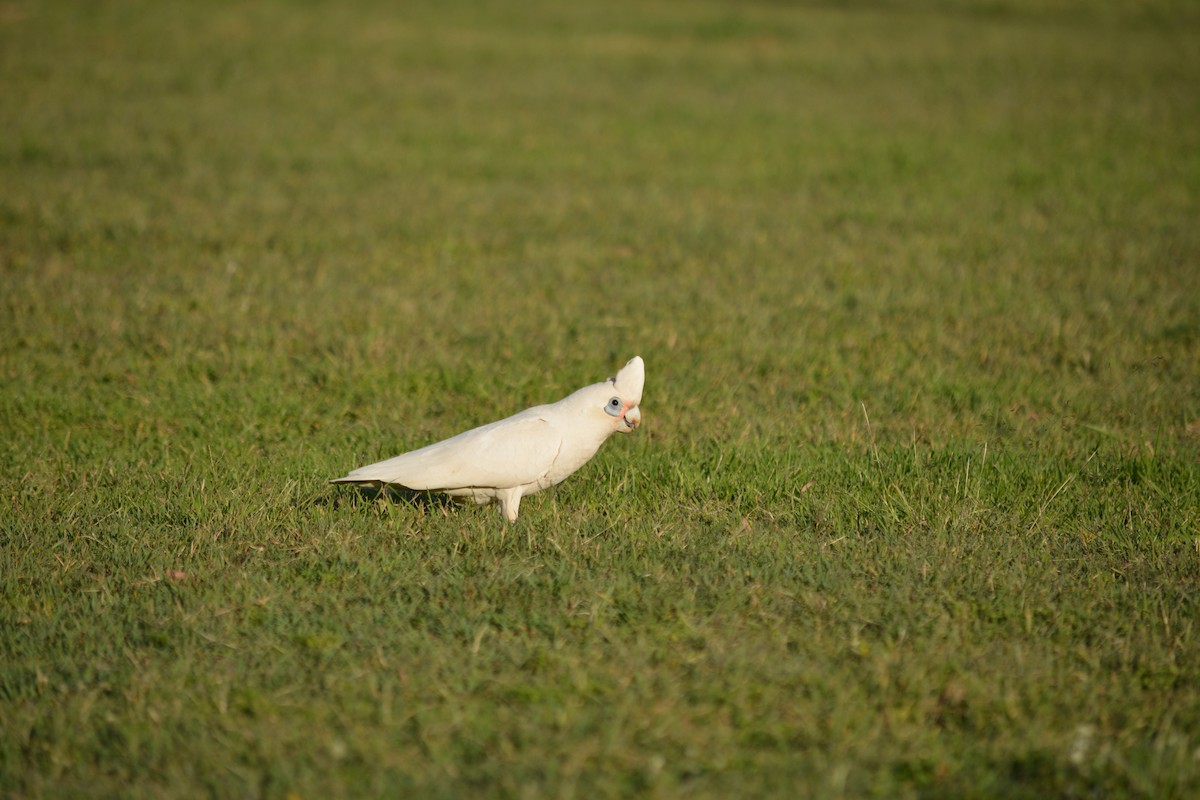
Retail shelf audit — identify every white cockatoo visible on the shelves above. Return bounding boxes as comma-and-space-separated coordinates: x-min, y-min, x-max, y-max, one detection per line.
330, 356, 645, 522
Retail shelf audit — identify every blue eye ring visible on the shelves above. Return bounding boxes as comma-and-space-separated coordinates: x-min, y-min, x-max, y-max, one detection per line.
605, 397, 622, 416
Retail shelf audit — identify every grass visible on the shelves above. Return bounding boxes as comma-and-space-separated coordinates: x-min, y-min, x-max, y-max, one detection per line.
2, 0, 1199, 796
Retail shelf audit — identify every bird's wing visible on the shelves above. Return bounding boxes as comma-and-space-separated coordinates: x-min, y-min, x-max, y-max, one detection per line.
332, 415, 562, 491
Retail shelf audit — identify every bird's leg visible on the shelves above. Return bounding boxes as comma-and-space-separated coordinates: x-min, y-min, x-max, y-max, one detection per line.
498, 487, 522, 524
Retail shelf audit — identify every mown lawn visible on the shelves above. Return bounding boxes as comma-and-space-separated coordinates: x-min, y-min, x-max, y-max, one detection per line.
2, 0, 1199, 797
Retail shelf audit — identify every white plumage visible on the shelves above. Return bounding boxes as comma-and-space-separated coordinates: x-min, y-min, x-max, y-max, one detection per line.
330, 356, 645, 522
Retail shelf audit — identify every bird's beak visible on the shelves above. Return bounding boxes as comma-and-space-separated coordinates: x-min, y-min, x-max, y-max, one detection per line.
621, 405, 641, 432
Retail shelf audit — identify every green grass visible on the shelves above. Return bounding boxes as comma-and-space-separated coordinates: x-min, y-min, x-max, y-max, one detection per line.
3, 0, 1199, 796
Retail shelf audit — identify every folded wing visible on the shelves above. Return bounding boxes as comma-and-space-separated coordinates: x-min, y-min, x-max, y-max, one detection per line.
331, 416, 562, 491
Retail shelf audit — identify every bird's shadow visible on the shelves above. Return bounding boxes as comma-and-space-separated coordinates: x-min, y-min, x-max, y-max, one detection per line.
311, 484, 460, 515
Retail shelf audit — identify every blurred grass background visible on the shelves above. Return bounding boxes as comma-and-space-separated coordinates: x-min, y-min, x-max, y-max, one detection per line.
2, 0, 1199, 797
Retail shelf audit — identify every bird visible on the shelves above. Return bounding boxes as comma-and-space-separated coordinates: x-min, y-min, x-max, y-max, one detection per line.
330, 356, 645, 522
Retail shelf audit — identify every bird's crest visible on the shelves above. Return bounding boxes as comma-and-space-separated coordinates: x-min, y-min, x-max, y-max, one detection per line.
611, 356, 644, 405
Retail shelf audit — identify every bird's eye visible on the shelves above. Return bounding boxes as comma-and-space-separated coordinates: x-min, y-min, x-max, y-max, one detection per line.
605, 397, 622, 416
